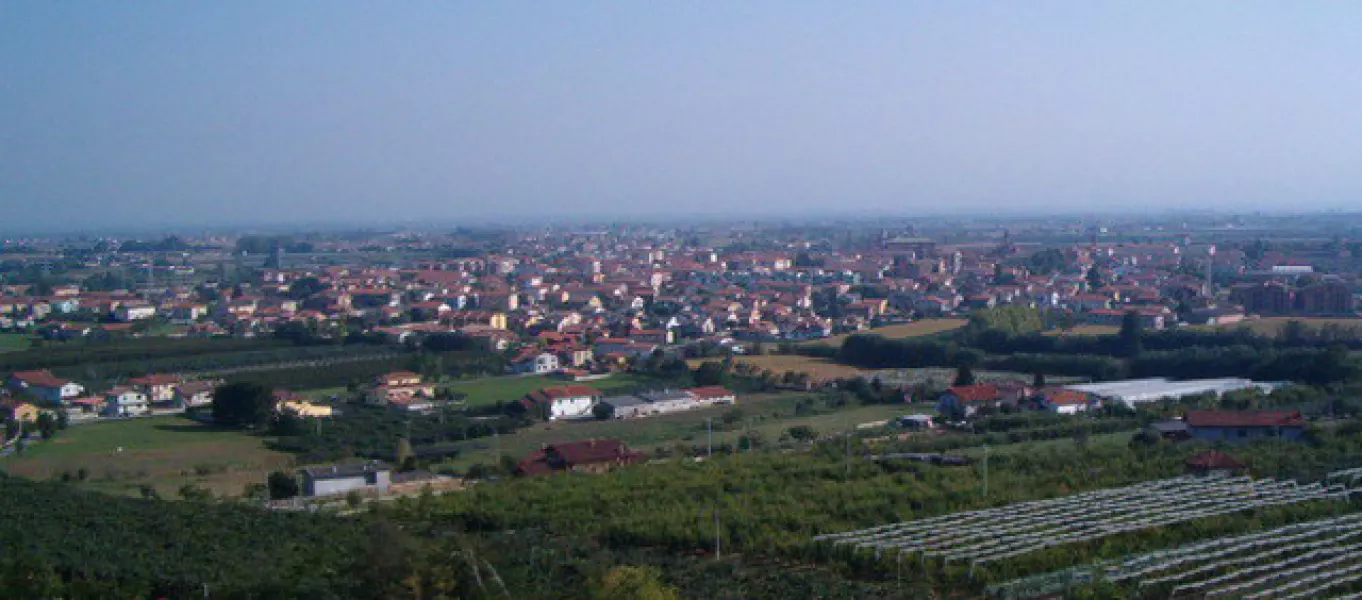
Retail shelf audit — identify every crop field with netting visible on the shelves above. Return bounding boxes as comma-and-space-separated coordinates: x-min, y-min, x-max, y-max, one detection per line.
986, 468, 1362, 598
815, 475, 1355, 570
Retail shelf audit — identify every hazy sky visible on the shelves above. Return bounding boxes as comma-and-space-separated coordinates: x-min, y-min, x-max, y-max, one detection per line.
4, 2, 1362, 232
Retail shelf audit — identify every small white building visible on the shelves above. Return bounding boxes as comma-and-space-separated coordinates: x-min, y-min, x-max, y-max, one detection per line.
524, 385, 601, 420
300, 462, 391, 497
114, 303, 157, 322
104, 387, 150, 416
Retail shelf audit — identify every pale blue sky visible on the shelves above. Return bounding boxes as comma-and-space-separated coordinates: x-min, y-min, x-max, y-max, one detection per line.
3, 2, 1361, 231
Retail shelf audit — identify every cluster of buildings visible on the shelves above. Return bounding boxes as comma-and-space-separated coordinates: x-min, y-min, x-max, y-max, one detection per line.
519, 384, 738, 421
0, 227, 1358, 364
935, 377, 1285, 419
2, 369, 219, 420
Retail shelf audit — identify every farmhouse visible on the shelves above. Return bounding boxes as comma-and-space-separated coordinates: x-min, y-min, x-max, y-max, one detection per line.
1034, 387, 1095, 415
936, 383, 1030, 418
173, 380, 218, 408
368, 371, 436, 407
515, 438, 645, 477
129, 374, 182, 404
522, 385, 601, 420
6, 370, 85, 404
1185, 410, 1307, 444
103, 386, 150, 416
300, 462, 391, 497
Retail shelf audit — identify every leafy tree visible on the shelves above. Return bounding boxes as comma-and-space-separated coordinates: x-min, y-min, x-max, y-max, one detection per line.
953, 364, 976, 387
785, 425, 818, 442
1085, 266, 1105, 290
1278, 320, 1309, 345
591, 566, 680, 600
592, 402, 616, 421
287, 276, 327, 299
1025, 247, 1069, 274
177, 484, 213, 502
212, 382, 276, 428
1119, 311, 1144, 358
267, 471, 300, 500
396, 437, 415, 471
692, 361, 728, 386
720, 408, 745, 426
36, 412, 56, 440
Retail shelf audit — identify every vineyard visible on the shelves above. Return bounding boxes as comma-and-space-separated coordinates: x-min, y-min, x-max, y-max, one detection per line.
997, 509, 1362, 598
817, 475, 1356, 572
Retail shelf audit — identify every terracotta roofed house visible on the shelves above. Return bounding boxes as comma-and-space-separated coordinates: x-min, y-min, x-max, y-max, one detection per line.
1185, 410, 1306, 444
515, 438, 646, 477
522, 385, 601, 420
7, 369, 84, 404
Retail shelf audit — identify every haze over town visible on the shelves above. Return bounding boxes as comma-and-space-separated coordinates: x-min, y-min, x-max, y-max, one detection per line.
6, 2, 1362, 232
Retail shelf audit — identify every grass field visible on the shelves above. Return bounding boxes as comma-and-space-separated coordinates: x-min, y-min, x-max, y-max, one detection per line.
441, 393, 935, 469
0, 333, 32, 351
445, 372, 657, 408
816, 318, 967, 347
1218, 316, 1362, 336
0, 416, 293, 498
686, 355, 1079, 387
953, 430, 1135, 458
1043, 325, 1120, 337
688, 355, 872, 380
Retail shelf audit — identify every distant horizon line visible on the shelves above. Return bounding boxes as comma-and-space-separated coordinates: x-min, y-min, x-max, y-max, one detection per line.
5, 207, 1362, 239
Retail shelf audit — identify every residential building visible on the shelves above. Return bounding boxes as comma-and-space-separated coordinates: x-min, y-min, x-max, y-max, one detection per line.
129, 374, 181, 404
300, 462, 392, 497
7, 370, 84, 404
521, 385, 601, 420
104, 386, 150, 416
1185, 410, 1307, 444
515, 438, 646, 476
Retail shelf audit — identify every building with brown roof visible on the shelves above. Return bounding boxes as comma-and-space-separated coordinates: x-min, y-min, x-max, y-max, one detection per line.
515, 438, 645, 477
1186, 410, 1306, 444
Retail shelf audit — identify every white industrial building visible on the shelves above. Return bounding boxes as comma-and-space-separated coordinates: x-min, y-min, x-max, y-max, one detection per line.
1065, 378, 1283, 408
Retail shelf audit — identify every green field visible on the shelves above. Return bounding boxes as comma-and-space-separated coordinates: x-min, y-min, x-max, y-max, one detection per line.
443, 393, 933, 469
0, 416, 293, 498
445, 372, 658, 408
0, 333, 32, 351
815, 318, 967, 347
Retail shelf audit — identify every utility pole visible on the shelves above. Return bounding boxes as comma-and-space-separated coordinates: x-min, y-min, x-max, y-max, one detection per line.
845, 429, 851, 480
982, 444, 990, 497
494, 429, 501, 464
714, 507, 722, 560
706, 417, 713, 457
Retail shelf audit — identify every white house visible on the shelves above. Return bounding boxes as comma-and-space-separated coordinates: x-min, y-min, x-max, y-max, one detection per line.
114, 303, 157, 322
7, 370, 85, 404
523, 385, 600, 420
104, 386, 149, 416
512, 351, 560, 374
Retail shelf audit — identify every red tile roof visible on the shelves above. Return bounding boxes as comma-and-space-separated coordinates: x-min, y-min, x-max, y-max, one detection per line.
129, 374, 181, 386
1040, 388, 1090, 406
9, 369, 69, 388
1186, 410, 1305, 429
687, 386, 736, 400
530, 385, 601, 400
947, 384, 1001, 403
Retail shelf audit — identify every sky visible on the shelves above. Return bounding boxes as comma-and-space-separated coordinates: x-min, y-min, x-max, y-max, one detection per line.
3, 2, 1362, 233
